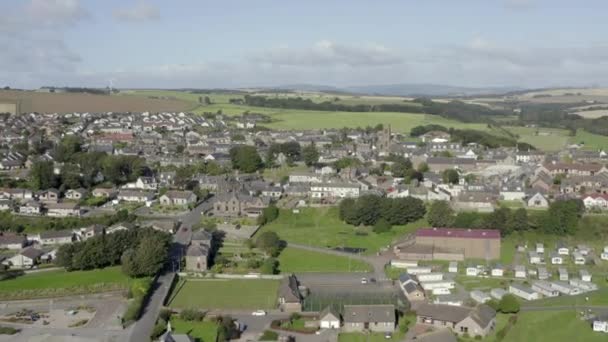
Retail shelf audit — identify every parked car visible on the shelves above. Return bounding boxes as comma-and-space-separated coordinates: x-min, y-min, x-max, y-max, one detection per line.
251, 310, 266, 316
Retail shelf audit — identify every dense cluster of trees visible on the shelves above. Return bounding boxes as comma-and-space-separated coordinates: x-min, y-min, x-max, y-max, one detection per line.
229, 145, 263, 173
426, 199, 584, 236
339, 195, 426, 227
55, 228, 171, 277
266, 141, 301, 165
302, 143, 320, 166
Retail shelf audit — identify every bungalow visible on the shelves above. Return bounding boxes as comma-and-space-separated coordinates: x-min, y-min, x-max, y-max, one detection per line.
490, 288, 507, 300
38, 189, 60, 203
580, 269, 592, 282
79, 224, 105, 240
343, 305, 395, 333
399, 274, 425, 301
0, 234, 27, 249
448, 261, 458, 273
526, 192, 549, 209
532, 281, 559, 297
159, 190, 197, 206
558, 267, 569, 281
415, 303, 496, 337
35, 230, 75, 245
106, 222, 134, 234
319, 307, 341, 329
65, 188, 88, 200
19, 200, 42, 215
117, 190, 155, 203
2, 247, 44, 269
46, 202, 81, 217
509, 284, 539, 301
551, 253, 563, 265
92, 187, 117, 199
470, 291, 491, 304
514, 265, 527, 279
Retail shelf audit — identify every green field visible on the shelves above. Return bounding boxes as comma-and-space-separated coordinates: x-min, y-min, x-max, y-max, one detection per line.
0, 266, 131, 300
168, 279, 279, 310
278, 247, 372, 273
170, 318, 218, 342
571, 129, 608, 150
502, 311, 606, 342
258, 207, 427, 254
505, 126, 571, 151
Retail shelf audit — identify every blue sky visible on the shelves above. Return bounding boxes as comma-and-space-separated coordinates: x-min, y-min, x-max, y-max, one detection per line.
2, 0, 608, 89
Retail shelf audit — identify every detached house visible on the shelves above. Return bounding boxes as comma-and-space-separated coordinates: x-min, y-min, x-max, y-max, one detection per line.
46, 202, 81, 217
2, 247, 44, 269
0, 234, 27, 249
416, 303, 496, 337
278, 274, 303, 312
35, 230, 75, 245
65, 188, 88, 200
212, 192, 269, 217
343, 305, 395, 333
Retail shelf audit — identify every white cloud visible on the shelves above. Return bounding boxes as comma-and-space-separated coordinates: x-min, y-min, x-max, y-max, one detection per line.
251, 40, 404, 68
113, 1, 160, 22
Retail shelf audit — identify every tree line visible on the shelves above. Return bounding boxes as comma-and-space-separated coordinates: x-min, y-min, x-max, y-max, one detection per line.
427, 199, 584, 236
55, 227, 172, 278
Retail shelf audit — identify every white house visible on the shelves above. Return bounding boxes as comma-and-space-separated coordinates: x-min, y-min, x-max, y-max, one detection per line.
159, 190, 197, 207
448, 261, 458, 273
582, 194, 608, 209
509, 284, 539, 301
514, 265, 527, 278
527, 192, 549, 208
580, 270, 592, 282
532, 281, 559, 297
319, 307, 340, 329
470, 290, 491, 304
490, 288, 507, 300
2, 248, 43, 269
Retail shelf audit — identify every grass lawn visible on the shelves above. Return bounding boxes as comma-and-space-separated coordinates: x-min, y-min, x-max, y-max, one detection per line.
505, 126, 571, 151
168, 279, 279, 310
258, 207, 427, 254
571, 129, 608, 150
170, 318, 218, 342
454, 275, 513, 291
0, 266, 131, 300
502, 311, 606, 342
278, 247, 372, 273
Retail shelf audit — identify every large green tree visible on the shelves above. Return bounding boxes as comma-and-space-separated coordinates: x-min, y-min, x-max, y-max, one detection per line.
442, 169, 459, 185
30, 160, 57, 190
229, 146, 263, 173
427, 200, 455, 227
302, 143, 319, 166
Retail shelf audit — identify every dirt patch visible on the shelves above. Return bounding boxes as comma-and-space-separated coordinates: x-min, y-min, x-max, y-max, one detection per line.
0, 90, 193, 114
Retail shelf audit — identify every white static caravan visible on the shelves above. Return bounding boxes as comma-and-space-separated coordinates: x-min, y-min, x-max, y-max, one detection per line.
558, 267, 569, 281
470, 290, 491, 304
528, 251, 542, 265
509, 284, 539, 301
537, 267, 550, 280
532, 281, 559, 297
536, 243, 544, 254
579, 270, 592, 282
448, 261, 458, 273
390, 260, 418, 269
514, 265, 527, 279
490, 288, 507, 300
420, 280, 456, 291
431, 288, 452, 295
550, 281, 582, 296
466, 266, 480, 277
407, 266, 432, 275
491, 265, 504, 277
572, 252, 586, 265
416, 273, 444, 282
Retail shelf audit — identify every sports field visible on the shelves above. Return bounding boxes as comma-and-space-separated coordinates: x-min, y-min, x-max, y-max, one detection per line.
170, 318, 218, 342
168, 279, 279, 310
0, 266, 131, 300
278, 247, 372, 273
258, 207, 427, 254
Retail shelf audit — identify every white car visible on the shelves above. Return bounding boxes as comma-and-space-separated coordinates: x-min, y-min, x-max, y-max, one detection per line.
251, 310, 267, 316
361, 277, 367, 284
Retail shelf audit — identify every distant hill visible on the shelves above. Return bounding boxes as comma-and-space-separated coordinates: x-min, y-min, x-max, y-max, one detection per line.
271, 83, 523, 97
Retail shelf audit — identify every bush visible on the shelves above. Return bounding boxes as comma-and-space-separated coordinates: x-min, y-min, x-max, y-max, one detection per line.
498, 294, 520, 314
158, 308, 172, 322
259, 330, 279, 341
179, 308, 206, 321
122, 279, 152, 325
151, 319, 167, 340
0, 326, 19, 335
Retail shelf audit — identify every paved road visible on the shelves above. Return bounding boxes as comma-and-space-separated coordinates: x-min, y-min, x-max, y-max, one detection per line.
179, 197, 214, 228
128, 271, 175, 342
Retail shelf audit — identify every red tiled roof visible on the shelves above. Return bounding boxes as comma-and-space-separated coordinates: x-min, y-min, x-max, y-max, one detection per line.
583, 193, 608, 200
416, 228, 501, 239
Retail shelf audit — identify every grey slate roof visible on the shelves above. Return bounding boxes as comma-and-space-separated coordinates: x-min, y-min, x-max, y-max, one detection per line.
343, 304, 395, 323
